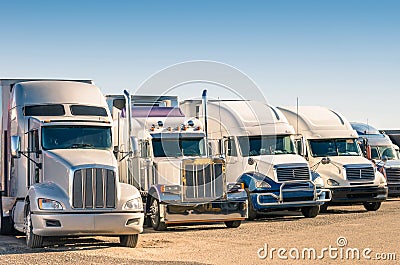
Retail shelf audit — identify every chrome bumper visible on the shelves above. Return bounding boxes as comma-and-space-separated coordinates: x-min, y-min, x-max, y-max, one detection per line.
255, 180, 332, 206
31, 212, 144, 237
159, 202, 247, 224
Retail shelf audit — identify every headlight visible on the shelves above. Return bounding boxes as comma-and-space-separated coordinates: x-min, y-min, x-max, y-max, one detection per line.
255, 180, 271, 189
123, 197, 143, 211
38, 198, 63, 210
313, 177, 324, 188
327, 179, 340, 186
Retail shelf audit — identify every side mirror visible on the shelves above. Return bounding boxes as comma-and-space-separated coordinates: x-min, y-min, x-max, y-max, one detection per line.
130, 136, 139, 157
11, 135, 21, 158
382, 155, 388, 163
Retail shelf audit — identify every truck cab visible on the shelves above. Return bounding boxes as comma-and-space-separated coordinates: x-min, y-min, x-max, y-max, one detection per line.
351, 122, 400, 196
0, 80, 144, 248
106, 94, 247, 231
278, 106, 388, 212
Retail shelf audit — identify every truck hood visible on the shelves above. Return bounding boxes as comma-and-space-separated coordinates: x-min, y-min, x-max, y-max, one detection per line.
310, 156, 372, 168
41, 149, 117, 200
244, 154, 309, 180
153, 158, 182, 185
43, 149, 117, 168
382, 159, 400, 168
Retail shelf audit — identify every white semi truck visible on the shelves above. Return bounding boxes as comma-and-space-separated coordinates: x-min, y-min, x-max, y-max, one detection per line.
105, 92, 247, 231
180, 100, 331, 220
0, 79, 144, 248
351, 122, 400, 197
278, 106, 388, 212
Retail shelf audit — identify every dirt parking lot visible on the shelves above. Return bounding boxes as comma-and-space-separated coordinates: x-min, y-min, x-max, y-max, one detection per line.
1, 199, 399, 265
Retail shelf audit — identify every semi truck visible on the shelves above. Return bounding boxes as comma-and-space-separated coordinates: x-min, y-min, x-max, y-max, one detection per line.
381, 130, 400, 148
0, 79, 144, 248
278, 106, 388, 212
351, 122, 400, 196
105, 92, 247, 231
180, 99, 331, 220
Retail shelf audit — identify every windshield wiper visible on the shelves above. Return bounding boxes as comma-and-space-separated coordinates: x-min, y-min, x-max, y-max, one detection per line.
68, 143, 94, 149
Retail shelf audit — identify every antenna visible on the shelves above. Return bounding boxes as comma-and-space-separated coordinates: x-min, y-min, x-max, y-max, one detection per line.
218, 97, 222, 139
202, 90, 209, 157
296, 97, 299, 134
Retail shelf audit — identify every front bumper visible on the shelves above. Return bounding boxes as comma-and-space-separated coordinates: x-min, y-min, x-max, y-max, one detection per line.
388, 183, 400, 197
328, 186, 388, 204
159, 201, 247, 224
31, 211, 144, 237
251, 188, 331, 211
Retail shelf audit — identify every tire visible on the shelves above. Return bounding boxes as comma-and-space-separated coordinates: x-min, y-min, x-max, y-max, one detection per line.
0, 215, 17, 235
25, 203, 43, 248
149, 198, 167, 231
301, 205, 320, 218
224, 220, 241, 228
319, 203, 328, 213
363, 202, 381, 211
119, 234, 139, 248
245, 188, 258, 221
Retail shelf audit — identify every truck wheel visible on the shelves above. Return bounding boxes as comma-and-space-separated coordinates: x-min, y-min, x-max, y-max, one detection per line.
0, 215, 17, 235
245, 188, 258, 221
224, 220, 241, 228
149, 198, 167, 231
319, 203, 328, 213
119, 234, 139, 248
363, 202, 381, 211
25, 204, 43, 248
301, 206, 319, 218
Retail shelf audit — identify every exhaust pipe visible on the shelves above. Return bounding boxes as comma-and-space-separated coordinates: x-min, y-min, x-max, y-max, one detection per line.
123, 90, 133, 152
202, 90, 209, 157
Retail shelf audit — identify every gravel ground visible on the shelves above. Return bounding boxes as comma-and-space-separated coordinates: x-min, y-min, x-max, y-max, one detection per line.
1, 199, 399, 264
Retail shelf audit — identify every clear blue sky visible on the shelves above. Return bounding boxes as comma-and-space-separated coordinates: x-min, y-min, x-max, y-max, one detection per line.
1, 0, 399, 128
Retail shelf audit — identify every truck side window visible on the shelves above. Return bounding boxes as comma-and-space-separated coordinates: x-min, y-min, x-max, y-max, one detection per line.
225, 137, 237, 157
141, 140, 150, 158
29, 129, 39, 156
295, 139, 302, 155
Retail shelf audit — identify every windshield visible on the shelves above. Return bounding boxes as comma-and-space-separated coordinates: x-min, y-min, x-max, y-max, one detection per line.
371, 146, 399, 160
152, 137, 205, 157
237, 135, 296, 157
309, 139, 361, 157
42, 126, 112, 150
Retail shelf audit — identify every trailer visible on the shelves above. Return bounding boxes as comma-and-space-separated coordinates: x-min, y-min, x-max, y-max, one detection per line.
105, 91, 247, 230
0, 79, 144, 248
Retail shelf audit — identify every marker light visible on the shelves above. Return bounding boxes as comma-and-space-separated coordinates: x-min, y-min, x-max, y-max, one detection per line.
38, 198, 63, 210
187, 120, 195, 127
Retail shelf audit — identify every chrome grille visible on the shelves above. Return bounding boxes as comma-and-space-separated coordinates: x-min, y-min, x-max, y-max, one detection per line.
346, 166, 375, 181
72, 168, 116, 209
183, 159, 225, 201
386, 168, 400, 182
276, 166, 310, 182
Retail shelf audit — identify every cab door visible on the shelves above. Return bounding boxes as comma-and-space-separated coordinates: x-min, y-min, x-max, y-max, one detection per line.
27, 122, 42, 186
223, 136, 243, 182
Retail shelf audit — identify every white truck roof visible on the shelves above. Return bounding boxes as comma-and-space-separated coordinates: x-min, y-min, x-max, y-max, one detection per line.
181, 99, 295, 137
11, 81, 104, 106
277, 106, 358, 139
